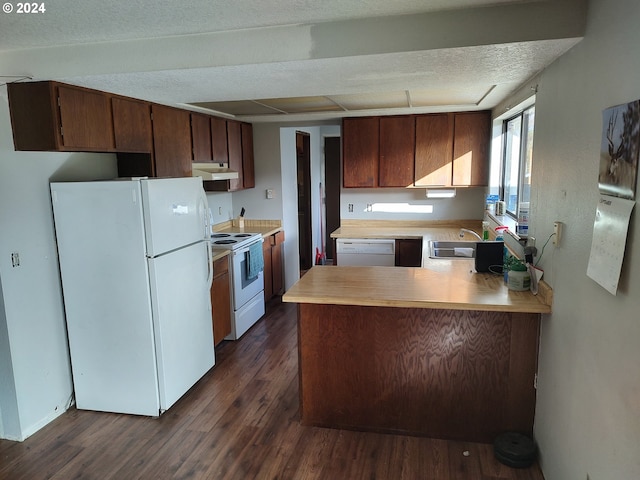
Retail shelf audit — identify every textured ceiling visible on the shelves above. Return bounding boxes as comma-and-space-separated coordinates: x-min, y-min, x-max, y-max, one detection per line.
0, 0, 585, 122
0, 0, 530, 50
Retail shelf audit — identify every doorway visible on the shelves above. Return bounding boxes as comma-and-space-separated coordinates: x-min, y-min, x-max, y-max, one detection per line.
296, 131, 312, 272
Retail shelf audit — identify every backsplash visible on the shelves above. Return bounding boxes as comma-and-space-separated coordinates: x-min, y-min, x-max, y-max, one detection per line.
340, 187, 486, 221
206, 191, 234, 225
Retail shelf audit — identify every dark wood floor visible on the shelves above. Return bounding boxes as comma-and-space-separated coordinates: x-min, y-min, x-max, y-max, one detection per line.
0, 300, 545, 479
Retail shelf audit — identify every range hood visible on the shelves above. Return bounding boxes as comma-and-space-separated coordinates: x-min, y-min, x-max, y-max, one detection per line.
192, 163, 239, 181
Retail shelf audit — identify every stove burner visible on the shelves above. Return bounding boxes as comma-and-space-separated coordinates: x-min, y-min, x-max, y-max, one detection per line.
210, 232, 262, 251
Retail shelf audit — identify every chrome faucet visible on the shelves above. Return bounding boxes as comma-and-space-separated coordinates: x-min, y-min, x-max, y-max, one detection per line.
459, 228, 483, 241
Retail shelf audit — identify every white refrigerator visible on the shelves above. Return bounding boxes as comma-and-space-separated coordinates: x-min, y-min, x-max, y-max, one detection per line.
51, 177, 215, 416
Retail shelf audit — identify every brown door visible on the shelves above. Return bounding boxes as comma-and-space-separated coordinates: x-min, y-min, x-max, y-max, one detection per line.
324, 136, 341, 262
296, 131, 312, 271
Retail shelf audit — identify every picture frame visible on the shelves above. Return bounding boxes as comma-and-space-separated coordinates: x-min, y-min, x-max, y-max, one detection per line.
598, 100, 640, 200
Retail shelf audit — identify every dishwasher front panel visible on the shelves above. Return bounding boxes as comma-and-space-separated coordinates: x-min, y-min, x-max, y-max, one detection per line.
336, 238, 396, 266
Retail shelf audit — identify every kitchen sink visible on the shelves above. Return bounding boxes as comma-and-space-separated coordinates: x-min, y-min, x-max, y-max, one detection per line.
427, 240, 477, 259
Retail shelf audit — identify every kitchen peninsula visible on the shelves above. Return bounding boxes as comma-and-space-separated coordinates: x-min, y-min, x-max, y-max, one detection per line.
283, 227, 551, 443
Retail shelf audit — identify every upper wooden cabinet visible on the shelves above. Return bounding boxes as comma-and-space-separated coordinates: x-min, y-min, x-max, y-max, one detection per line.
415, 111, 490, 187
112, 97, 152, 153
241, 122, 255, 189
379, 116, 415, 187
210, 117, 229, 164
452, 112, 491, 187
8, 81, 115, 152
151, 105, 193, 178
191, 113, 213, 163
414, 114, 453, 187
342, 111, 490, 189
7, 81, 254, 186
343, 115, 416, 188
207, 119, 255, 192
342, 117, 379, 188
226, 120, 243, 191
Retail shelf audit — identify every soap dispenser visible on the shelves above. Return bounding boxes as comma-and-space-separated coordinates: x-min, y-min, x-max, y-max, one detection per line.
495, 226, 510, 281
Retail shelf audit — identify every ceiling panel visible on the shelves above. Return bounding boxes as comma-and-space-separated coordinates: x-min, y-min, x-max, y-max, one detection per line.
410, 86, 495, 107
330, 91, 410, 110
260, 97, 343, 114
192, 101, 276, 116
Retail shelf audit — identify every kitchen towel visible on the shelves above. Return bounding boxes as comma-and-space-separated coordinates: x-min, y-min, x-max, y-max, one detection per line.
246, 241, 264, 280
454, 247, 474, 257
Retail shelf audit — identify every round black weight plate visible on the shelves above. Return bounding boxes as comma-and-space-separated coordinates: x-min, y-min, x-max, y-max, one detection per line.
494, 432, 537, 461
494, 449, 535, 469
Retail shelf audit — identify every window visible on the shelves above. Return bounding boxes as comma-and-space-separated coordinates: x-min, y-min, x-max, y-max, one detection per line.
501, 105, 535, 217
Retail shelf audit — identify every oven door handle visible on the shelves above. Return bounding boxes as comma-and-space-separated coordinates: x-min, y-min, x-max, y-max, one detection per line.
234, 238, 264, 256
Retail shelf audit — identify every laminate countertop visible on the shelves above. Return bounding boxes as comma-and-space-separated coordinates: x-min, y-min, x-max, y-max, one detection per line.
284, 225, 552, 314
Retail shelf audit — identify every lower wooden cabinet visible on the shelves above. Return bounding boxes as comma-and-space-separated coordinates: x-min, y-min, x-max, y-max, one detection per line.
211, 255, 232, 346
395, 238, 423, 267
264, 230, 285, 302
271, 231, 284, 295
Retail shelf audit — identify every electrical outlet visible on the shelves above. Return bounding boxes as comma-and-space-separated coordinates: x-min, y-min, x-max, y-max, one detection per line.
11, 252, 20, 267
553, 221, 563, 246
366, 203, 372, 212
348, 204, 354, 213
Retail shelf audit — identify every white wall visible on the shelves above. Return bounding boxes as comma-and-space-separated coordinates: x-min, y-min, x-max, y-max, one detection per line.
279, 127, 301, 289
495, 0, 640, 478
0, 86, 118, 440
206, 191, 233, 226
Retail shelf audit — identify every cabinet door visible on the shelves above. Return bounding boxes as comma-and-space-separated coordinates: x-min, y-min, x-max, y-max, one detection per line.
210, 117, 229, 164
241, 122, 255, 189
191, 113, 212, 162
112, 97, 152, 152
414, 114, 453, 186
57, 85, 115, 151
395, 239, 423, 267
343, 117, 379, 188
379, 116, 415, 187
452, 112, 490, 186
211, 257, 232, 346
152, 105, 192, 178
262, 241, 273, 301
271, 231, 285, 295
7, 81, 60, 151
227, 120, 243, 191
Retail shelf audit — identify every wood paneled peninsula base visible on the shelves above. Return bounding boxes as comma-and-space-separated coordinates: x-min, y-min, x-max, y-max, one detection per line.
283, 266, 551, 443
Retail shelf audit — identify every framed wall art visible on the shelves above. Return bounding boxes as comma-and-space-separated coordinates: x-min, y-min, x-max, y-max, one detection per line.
598, 100, 640, 200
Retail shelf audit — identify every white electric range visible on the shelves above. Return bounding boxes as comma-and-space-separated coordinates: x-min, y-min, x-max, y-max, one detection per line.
211, 232, 265, 340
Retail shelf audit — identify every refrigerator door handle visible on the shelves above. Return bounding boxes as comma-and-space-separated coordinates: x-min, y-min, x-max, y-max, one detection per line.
206, 240, 214, 288
198, 188, 210, 239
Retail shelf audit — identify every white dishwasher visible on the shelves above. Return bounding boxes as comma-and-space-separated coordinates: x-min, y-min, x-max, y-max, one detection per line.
336, 238, 396, 266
